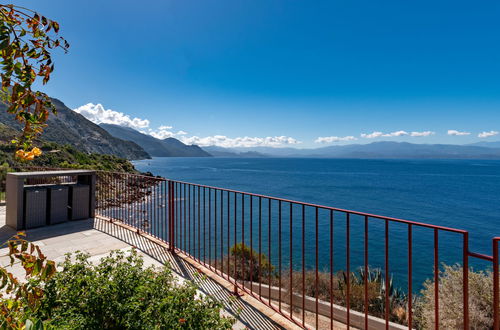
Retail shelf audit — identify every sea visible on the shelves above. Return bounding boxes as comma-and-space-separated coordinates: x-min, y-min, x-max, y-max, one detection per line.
133, 157, 500, 291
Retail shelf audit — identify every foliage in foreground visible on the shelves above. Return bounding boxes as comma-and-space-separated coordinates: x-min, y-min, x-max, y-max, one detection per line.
0, 237, 234, 329
41, 249, 234, 329
0, 3, 68, 156
0, 234, 57, 329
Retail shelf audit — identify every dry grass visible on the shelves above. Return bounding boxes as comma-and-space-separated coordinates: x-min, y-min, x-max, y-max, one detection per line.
210, 246, 496, 329
212, 250, 410, 326
278, 269, 409, 325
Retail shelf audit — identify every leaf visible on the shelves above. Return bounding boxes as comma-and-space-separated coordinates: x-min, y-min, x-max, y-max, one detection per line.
0, 39, 9, 50
25, 319, 34, 330
51, 21, 59, 33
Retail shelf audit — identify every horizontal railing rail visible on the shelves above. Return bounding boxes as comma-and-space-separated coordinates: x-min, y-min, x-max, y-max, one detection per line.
11, 167, 499, 329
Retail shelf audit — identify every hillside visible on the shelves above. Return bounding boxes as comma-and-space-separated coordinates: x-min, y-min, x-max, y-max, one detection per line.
0, 99, 150, 160
100, 124, 212, 157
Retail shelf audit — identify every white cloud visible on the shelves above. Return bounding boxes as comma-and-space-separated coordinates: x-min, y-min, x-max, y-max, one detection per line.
73, 103, 188, 139
180, 135, 301, 148
314, 136, 357, 143
71, 103, 294, 147
410, 131, 435, 137
478, 130, 499, 138
447, 130, 471, 136
148, 127, 188, 139
385, 130, 409, 137
360, 130, 437, 139
361, 130, 409, 138
360, 131, 384, 139
73, 103, 149, 129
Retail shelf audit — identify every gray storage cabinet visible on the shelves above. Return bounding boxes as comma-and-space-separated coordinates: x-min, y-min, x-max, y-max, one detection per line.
70, 184, 90, 220
24, 187, 47, 229
6, 170, 96, 230
48, 185, 69, 224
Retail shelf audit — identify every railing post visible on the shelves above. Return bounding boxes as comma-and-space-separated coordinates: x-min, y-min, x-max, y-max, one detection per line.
493, 238, 499, 330
168, 181, 175, 252
463, 232, 469, 330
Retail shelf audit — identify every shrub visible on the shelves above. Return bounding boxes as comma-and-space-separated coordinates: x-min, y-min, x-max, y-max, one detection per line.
338, 268, 409, 324
414, 264, 493, 329
280, 269, 334, 301
40, 249, 235, 329
227, 243, 275, 282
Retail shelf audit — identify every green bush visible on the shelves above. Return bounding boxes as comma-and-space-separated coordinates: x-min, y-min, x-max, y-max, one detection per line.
227, 243, 275, 282
40, 249, 234, 329
414, 264, 493, 329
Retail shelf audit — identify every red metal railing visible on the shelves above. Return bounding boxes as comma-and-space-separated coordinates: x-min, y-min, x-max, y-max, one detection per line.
13, 167, 498, 329
494, 237, 499, 330
91, 170, 500, 329
0, 166, 6, 202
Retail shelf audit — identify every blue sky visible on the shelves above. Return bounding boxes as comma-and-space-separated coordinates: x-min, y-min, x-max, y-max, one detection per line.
17, 0, 500, 148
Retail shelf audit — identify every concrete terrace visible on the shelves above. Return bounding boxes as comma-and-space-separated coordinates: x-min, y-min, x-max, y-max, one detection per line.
0, 206, 349, 330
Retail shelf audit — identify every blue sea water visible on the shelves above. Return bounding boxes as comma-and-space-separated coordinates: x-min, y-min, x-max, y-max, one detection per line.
133, 157, 500, 290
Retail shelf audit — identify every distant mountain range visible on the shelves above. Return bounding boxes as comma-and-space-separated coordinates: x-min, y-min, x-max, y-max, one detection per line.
203, 141, 500, 159
202, 146, 268, 158
467, 141, 500, 148
100, 124, 211, 158
0, 98, 149, 160
2, 97, 500, 160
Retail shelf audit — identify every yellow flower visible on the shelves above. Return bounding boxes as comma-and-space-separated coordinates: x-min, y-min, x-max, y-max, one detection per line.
15, 150, 25, 159
24, 152, 35, 161
31, 147, 42, 156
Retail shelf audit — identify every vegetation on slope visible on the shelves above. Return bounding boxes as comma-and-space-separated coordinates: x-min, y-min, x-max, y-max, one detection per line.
220, 243, 495, 328
0, 121, 137, 172
0, 141, 136, 173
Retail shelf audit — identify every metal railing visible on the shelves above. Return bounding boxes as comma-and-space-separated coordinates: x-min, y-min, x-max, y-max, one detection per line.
92, 170, 500, 330
0, 166, 6, 202
12, 168, 499, 329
